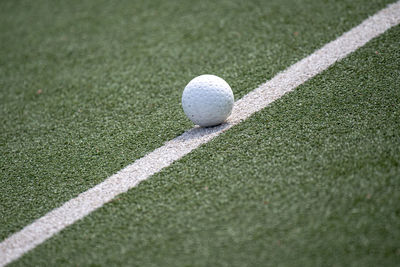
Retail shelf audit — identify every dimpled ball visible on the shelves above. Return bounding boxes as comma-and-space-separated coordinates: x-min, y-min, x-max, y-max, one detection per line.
182, 74, 234, 127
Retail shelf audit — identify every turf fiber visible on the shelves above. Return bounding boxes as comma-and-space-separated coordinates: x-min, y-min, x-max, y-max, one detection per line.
0, 0, 395, 242
1, 0, 399, 265
10, 17, 400, 267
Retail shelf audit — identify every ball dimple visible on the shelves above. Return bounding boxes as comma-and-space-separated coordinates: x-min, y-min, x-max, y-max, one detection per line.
181, 74, 234, 127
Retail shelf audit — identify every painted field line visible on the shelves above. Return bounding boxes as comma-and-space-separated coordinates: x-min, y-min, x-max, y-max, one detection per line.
1, 2, 400, 266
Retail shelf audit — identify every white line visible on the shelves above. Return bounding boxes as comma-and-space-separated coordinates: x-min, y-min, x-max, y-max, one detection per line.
1, 2, 400, 266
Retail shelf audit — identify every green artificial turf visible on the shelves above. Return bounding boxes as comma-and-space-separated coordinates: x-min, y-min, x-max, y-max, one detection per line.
11, 22, 400, 267
1, 0, 396, 241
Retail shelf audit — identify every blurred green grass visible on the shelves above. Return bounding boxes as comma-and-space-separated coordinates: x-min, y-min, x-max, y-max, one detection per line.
12, 22, 400, 267
0, 0, 396, 253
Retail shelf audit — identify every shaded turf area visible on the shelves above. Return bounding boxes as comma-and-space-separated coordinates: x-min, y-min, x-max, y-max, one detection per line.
1, 0, 395, 241
11, 22, 400, 267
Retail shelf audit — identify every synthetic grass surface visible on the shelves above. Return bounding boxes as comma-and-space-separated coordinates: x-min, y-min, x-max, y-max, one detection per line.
1, 0, 395, 240
11, 24, 400, 267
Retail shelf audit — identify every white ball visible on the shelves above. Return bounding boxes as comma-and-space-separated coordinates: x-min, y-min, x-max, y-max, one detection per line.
182, 75, 234, 127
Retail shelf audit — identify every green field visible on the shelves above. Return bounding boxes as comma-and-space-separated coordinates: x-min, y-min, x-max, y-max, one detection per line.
1, 0, 399, 266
